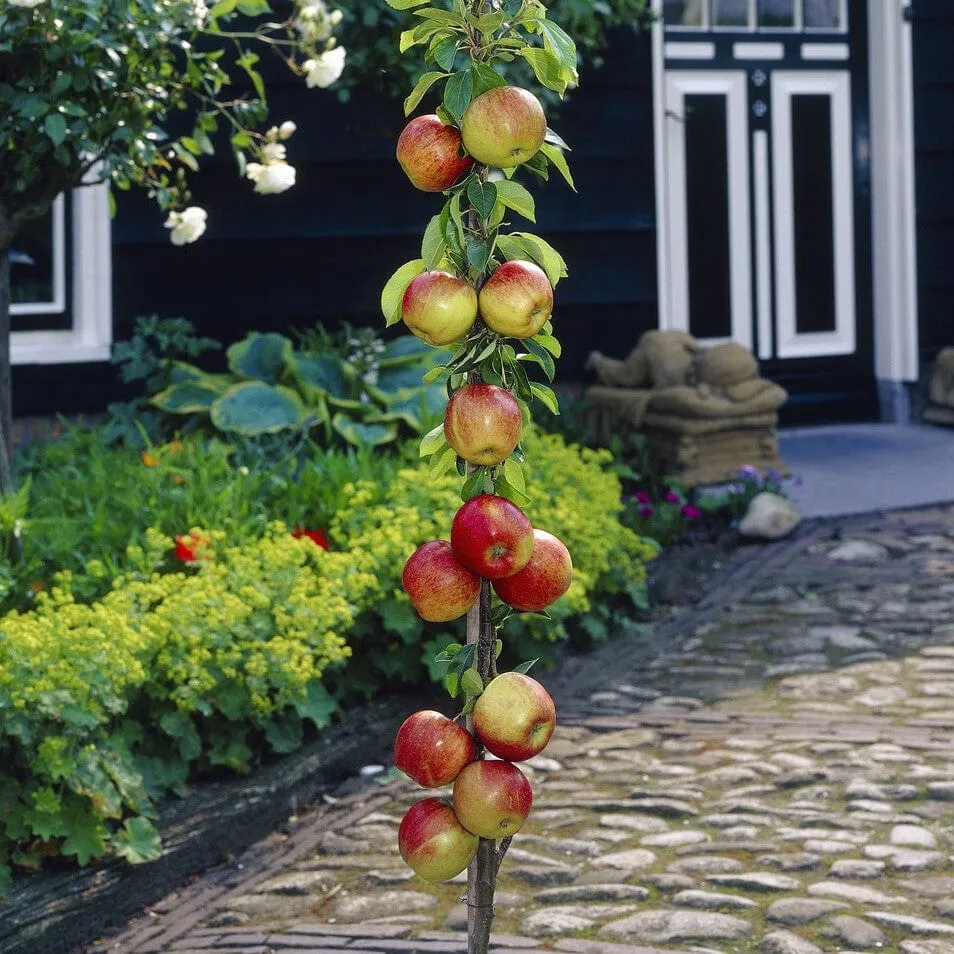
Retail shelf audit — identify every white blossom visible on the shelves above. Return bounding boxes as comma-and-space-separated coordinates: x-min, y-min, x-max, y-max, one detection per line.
279, 120, 297, 140
246, 160, 296, 195
164, 206, 208, 246
7, 0, 46, 7
260, 141, 287, 164
303, 46, 346, 89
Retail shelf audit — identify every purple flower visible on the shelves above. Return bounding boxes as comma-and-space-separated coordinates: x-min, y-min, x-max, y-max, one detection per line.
739, 464, 760, 480
794, 475, 804, 487
635, 490, 651, 505
767, 468, 782, 482
681, 505, 703, 520
664, 491, 680, 504
638, 505, 655, 519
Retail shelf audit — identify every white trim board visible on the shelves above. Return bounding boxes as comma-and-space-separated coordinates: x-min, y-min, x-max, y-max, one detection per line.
651, 0, 920, 387
11, 181, 113, 365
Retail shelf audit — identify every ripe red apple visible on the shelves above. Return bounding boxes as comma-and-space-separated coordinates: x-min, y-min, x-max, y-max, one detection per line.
402, 271, 478, 346
399, 797, 479, 883
403, 540, 481, 622
394, 710, 476, 788
450, 494, 534, 579
473, 671, 557, 761
396, 114, 474, 192
492, 529, 573, 612
444, 383, 522, 466
460, 86, 547, 168
452, 759, 533, 839
478, 260, 553, 339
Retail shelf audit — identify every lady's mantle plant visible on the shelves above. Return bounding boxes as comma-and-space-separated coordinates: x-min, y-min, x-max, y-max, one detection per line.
379, 1, 581, 950
0, 0, 344, 464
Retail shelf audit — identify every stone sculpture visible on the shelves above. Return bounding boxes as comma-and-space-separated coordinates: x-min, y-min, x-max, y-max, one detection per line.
924, 347, 954, 426
585, 330, 789, 486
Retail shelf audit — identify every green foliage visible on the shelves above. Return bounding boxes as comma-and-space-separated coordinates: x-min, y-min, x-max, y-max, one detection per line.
0, 428, 654, 888
334, 0, 653, 108
145, 329, 445, 446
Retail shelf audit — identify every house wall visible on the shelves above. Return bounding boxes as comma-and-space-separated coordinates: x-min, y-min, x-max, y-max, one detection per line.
11, 26, 658, 418
912, 0, 954, 365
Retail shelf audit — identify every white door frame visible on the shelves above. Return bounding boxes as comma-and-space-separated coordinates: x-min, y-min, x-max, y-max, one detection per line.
651, 0, 919, 384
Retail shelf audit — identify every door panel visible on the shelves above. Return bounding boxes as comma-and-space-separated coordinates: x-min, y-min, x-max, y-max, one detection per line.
664, 71, 753, 348
771, 70, 856, 357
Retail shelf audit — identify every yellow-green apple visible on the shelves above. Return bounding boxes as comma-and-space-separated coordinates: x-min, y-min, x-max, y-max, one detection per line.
444, 383, 522, 466
398, 797, 479, 883
394, 710, 475, 787
396, 114, 474, 192
403, 540, 480, 622
450, 494, 533, 579
492, 529, 573, 612
402, 271, 478, 346
478, 260, 553, 338
460, 86, 547, 168
452, 759, 533, 839
473, 671, 556, 761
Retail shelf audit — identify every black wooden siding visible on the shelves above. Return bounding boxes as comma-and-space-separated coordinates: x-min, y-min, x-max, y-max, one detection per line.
912, 0, 954, 364
12, 27, 657, 418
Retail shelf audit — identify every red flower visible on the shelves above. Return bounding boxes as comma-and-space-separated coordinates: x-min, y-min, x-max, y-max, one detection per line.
173, 532, 211, 563
292, 526, 330, 550
681, 505, 703, 520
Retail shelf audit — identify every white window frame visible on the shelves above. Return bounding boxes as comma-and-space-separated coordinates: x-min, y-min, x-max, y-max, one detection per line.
11, 181, 112, 365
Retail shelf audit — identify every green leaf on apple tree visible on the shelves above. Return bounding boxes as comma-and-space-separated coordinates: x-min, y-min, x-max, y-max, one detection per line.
445, 670, 461, 698
431, 36, 459, 71
494, 180, 536, 222
508, 231, 568, 286
466, 236, 494, 272
460, 468, 486, 501
428, 443, 459, 479
522, 150, 551, 182
533, 331, 562, 359
422, 364, 448, 384
470, 61, 507, 98
421, 213, 447, 269
467, 179, 497, 220
419, 421, 447, 457
443, 69, 474, 122
540, 142, 575, 191
519, 339, 556, 381
448, 191, 467, 246
494, 639, 503, 659
387, 0, 429, 9
544, 127, 572, 152
412, 7, 464, 26
460, 698, 477, 715
519, 47, 571, 96
502, 0, 522, 15
460, 668, 484, 696
381, 259, 426, 326
495, 471, 531, 507
502, 457, 526, 494
513, 658, 539, 675
539, 19, 579, 80
530, 382, 560, 415
400, 29, 423, 53
404, 71, 449, 117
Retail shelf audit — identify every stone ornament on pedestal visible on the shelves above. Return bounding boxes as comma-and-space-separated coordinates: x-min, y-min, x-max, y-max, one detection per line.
924, 347, 954, 426
585, 330, 790, 486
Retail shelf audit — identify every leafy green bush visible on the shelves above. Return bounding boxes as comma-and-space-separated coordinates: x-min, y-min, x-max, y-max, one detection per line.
0, 429, 655, 889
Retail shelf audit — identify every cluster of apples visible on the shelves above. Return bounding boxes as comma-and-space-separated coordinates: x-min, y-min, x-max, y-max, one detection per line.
396, 86, 554, 346
394, 671, 556, 884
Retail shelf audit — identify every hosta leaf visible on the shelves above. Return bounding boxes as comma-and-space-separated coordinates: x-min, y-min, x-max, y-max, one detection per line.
150, 382, 221, 414
332, 415, 398, 448
286, 352, 350, 401
210, 382, 305, 436
226, 332, 293, 384
380, 334, 436, 367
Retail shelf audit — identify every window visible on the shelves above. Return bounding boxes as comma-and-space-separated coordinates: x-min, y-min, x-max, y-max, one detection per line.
9, 183, 112, 365
665, 0, 845, 31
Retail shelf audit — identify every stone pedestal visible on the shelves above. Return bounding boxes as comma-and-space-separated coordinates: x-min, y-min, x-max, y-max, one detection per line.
924, 348, 954, 426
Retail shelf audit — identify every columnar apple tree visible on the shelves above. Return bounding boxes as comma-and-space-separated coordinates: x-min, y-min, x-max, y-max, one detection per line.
379, 1, 579, 951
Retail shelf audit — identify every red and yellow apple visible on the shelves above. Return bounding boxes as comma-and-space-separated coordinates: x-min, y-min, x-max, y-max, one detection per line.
444, 383, 522, 466
473, 671, 557, 761
402, 271, 478, 346
399, 797, 479, 883
394, 710, 475, 787
452, 759, 533, 839
478, 260, 553, 339
460, 86, 547, 168
450, 494, 534, 579
492, 529, 573, 612
403, 540, 481, 622
396, 114, 474, 192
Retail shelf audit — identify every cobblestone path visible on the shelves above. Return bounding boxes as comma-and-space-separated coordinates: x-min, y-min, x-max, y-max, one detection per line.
101, 507, 954, 954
